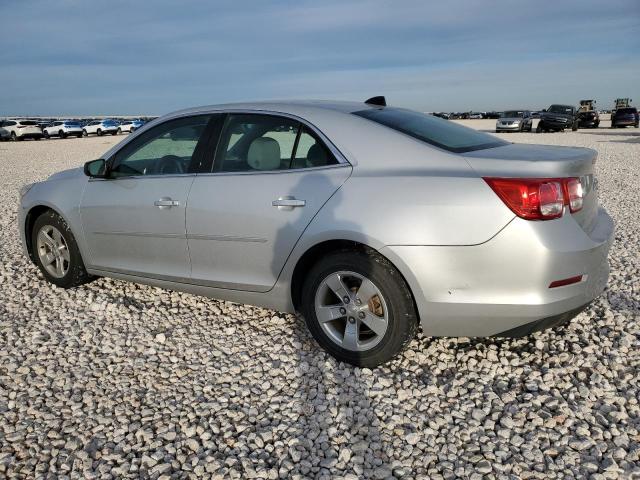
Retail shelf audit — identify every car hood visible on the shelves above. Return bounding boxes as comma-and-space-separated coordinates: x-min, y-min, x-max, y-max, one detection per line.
542, 112, 572, 120
47, 167, 84, 181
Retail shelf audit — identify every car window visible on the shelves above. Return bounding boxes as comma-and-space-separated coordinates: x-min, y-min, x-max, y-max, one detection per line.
354, 107, 507, 153
215, 114, 299, 172
110, 115, 212, 178
291, 127, 337, 169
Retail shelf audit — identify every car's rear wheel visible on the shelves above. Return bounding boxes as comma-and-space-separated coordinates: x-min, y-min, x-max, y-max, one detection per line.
10, 132, 18, 141
117, 127, 122, 134
59, 130, 66, 139
97, 129, 103, 136
44, 131, 50, 139
32, 211, 93, 288
301, 250, 418, 367
536, 122, 544, 133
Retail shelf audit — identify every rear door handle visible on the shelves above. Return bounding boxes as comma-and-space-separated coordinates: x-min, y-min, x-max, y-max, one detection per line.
272, 196, 306, 210
154, 197, 180, 209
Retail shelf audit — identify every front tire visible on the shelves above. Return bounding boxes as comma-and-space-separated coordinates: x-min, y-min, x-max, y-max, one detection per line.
300, 250, 418, 367
97, 129, 103, 136
536, 122, 544, 133
117, 127, 122, 134
32, 211, 93, 289
82, 129, 88, 137
59, 130, 66, 139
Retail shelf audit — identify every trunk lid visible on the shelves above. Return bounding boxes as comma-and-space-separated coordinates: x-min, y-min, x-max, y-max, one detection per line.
463, 143, 600, 232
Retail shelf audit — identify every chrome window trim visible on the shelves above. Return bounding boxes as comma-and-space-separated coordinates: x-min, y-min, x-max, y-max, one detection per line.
102, 109, 351, 168
195, 163, 351, 178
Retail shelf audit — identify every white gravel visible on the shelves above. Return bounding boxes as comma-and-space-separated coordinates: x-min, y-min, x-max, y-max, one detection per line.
1, 125, 639, 479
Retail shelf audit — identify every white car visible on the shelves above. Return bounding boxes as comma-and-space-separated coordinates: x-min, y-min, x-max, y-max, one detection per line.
43, 121, 83, 139
1, 119, 43, 141
82, 119, 119, 137
117, 119, 144, 134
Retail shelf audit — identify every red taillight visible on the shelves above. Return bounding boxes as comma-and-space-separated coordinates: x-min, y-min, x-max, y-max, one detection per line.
484, 177, 583, 221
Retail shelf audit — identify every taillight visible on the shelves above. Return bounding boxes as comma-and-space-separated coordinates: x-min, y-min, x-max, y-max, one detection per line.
484, 177, 583, 221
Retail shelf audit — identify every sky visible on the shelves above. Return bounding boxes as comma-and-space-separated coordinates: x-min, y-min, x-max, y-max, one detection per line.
2, 0, 639, 115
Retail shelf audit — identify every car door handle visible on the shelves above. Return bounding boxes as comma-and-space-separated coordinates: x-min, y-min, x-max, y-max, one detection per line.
154, 198, 180, 208
272, 196, 306, 210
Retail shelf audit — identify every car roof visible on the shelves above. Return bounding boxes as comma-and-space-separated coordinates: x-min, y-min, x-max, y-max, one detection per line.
168, 100, 376, 117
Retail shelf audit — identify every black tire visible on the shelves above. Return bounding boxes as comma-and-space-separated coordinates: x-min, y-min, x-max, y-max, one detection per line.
571, 121, 578, 132
536, 122, 544, 133
10, 131, 17, 141
82, 129, 88, 137
31, 210, 94, 289
117, 127, 122, 134
300, 249, 418, 367
111, 131, 117, 136
59, 130, 66, 139
97, 129, 103, 136
44, 131, 50, 139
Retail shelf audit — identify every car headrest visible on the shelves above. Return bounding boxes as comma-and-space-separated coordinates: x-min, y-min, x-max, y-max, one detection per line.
306, 143, 328, 167
247, 137, 281, 170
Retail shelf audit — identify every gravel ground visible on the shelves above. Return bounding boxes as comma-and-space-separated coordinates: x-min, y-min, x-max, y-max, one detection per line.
0, 123, 639, 479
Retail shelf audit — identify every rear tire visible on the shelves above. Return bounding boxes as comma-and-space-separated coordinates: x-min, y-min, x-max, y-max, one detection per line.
97, 129, 103, 136
117, 127, 122, 134
10, 131, 17, 141
300, 249, 418, 367
31, 210, 94, 289
44, 131, 50, 139
59, 130, 66, 139
536, 122, 544, 133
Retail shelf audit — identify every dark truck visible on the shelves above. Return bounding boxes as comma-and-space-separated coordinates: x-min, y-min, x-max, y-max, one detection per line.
576, 99, 600, 129
536, 104, 578, 132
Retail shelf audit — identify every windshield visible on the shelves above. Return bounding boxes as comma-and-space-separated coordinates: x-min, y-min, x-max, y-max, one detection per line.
102, 120, 117, 125
502, 111, 524, 118
64, 122, 80, 126
548, 105, 574, 114
353, 107, 507, 153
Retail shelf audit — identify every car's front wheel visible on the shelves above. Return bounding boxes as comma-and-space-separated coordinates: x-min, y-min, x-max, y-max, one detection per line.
301, 250, 418, 367
97, 129, 103, 136
82, 129, 88, 137
32, 210, 94, 288
536, 122, 544, 133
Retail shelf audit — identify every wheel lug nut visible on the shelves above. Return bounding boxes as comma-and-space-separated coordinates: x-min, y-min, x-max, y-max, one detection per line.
348, 317, 356, 324
358, 311, 366, 319
343, 296, 350, 304
339, 307, 346, 315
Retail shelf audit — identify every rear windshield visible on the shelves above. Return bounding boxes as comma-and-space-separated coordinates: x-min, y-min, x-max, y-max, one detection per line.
19, 120, 38, 126
64, 122, 80, 126
353, 107, 507, 153
102, 120, 117, 125
618, 108, 637, 114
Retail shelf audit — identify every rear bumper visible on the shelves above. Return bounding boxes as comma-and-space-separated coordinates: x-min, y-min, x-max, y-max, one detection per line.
380, 207, 614, 337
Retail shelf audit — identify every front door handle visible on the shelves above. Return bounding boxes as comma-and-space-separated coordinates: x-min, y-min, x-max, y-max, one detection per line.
154, 197, 180, 209
272, 196, 306, 210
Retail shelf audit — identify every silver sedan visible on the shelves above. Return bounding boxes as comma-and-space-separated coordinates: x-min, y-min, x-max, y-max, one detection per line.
18, 99, 614, 367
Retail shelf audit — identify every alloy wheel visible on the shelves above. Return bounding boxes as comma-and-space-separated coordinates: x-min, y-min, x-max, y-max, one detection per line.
314, 270, 389, 352
36, 225, 70, 278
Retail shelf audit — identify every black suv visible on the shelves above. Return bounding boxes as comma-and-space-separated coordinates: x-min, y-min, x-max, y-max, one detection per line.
537, 104, 578, 132
611, 107, 639, 128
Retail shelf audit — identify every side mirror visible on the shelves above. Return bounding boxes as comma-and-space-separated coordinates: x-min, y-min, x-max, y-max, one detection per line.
84, 159, 107, 178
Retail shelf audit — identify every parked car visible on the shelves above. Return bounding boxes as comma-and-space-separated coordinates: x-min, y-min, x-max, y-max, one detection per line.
610, 107, 639, 128
468, 112, 483, 119
495, 110, 533, 132
43, 121, 83, 139
1, 119, 43, 141
82, 119, 119, 136
537, 104, 578, 132
18, 99, 613, 367
0, 122, 11, 141
117, 119, 145, 134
